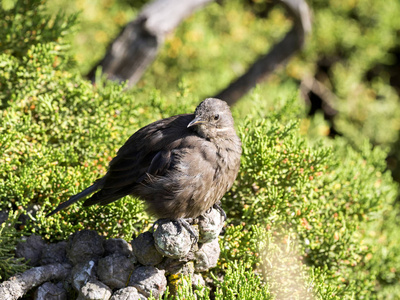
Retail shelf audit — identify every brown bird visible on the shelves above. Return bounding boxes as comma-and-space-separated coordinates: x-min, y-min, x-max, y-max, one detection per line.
47, 98, 242, 233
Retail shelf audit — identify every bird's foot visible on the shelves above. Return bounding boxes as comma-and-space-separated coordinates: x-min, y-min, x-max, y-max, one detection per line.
175, 218, 198, 243
153, 218, 198, 243
152, 218, 168, 232
212, 203, 227, 221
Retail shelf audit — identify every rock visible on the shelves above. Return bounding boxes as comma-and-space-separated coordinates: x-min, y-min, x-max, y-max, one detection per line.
77, 280, 112, 300
104, 238, 133, 258
40, 241, 67, 265
16, 234, 46, 266
71, 261, 97, 291
194, 239, 220, 272
166, 262, 195, 296
191, 273, 205, 288
131, 232, 163, 266
153, 220, 193, 259
98, 254, 135, 289
67, 230, 105, 265
0, 210, 8, 225
110, 287, 147, 300
34, 282, 67, 300
128, 266, 167, 299
159, 259, 195, 276
197, 208, 224, 243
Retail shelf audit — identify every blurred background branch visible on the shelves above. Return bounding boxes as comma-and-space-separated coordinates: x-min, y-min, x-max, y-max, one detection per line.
87, 0, 214, 86
215, 0, 312, 105
87, 0, 312, 107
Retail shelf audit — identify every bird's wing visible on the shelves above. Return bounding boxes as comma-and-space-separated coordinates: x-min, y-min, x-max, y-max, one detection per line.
82, 114, 193, 206
106, 114, 193, 182
147, 149, 172, 176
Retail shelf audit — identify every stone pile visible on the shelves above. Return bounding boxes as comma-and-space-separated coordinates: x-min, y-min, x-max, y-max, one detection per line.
2, 208, 224, 300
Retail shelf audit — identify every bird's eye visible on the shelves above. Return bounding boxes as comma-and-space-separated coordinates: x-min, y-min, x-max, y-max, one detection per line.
214, 114, 220, 120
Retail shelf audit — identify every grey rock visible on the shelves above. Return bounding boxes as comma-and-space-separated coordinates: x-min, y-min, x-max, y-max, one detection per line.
15, 234, 45, 266
158, 259, 194, 276
104, 238, 133, 258
98, 254, 135, 289
67, 230, 105, 265
110, 287, 147, 300
40, 241, 67, 265
0, 210, 8, 225
77, 280, 112, 300
71, 260, 97, 291
191, 273, 205, 288
131, 232, 163, 266
34, 282, 67, 300
153, 220, 193, 259
198, 208, 224, 243
128, 266, 167, 299
194, 239, 220, 272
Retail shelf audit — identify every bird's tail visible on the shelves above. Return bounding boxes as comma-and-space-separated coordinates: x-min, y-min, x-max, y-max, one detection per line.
46, 183, 100, 217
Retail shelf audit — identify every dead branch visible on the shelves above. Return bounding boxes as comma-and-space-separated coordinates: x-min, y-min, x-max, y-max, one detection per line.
214, 0, 312, 106
87, 0, 214, 87
0, 263, 71, 300
300, 75, 338, 117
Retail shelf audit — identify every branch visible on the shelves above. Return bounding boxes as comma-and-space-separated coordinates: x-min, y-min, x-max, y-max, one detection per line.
0, 263, 71, 300
214, 0, 312, 106
300, 75, 338, 117
87, 0, 214, 87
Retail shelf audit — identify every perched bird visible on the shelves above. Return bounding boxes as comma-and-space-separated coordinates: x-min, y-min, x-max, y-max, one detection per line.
47, 98, 242, 232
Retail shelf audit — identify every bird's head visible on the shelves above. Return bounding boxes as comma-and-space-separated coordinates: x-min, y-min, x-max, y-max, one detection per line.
187, 98, 235, 140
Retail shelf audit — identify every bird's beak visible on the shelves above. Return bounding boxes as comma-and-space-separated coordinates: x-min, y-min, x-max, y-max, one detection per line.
187, 116, 205, 128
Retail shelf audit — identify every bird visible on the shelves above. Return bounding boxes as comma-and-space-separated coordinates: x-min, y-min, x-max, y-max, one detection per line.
47, 98, 242, 235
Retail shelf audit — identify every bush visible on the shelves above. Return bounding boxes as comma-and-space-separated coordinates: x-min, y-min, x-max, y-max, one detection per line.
0, 0, 78, 61
0, 211, 27, 281
218, 98, 397, 298
0, 42, 158, 240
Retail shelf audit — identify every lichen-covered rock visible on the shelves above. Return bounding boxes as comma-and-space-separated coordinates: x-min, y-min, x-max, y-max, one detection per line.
128, 266, 167, 299
40, 241, 68, 265
153, 220, 193, 259
104, 238, 133, 258
67, 230, 105, 265
194, 239, 220, 272
191, 273, 206, 288
131, 232, 163, 266
166, 262, 195, 296
71, 261, 97, 291
160, 259, 195, 276
16, 234, 46, 266
197, 208, 224, 243
77, 280, 112, 300
110, 287, 147, 300
98, 254, 135, 289
34, 282, 67, 300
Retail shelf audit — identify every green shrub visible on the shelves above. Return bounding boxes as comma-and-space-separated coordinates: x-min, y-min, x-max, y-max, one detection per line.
0, 42, 156, 240
0, 0, 78, 61
218, 100, 398, 298
0, 211, 27, 281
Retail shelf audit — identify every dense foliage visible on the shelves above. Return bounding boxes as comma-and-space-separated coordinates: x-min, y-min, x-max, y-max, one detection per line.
1, 0, 400, 299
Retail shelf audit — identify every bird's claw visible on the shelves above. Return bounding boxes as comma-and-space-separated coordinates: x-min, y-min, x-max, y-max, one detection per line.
176, 218, 198, 243
213, 203, 227, 221
153, 218, 198, 243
